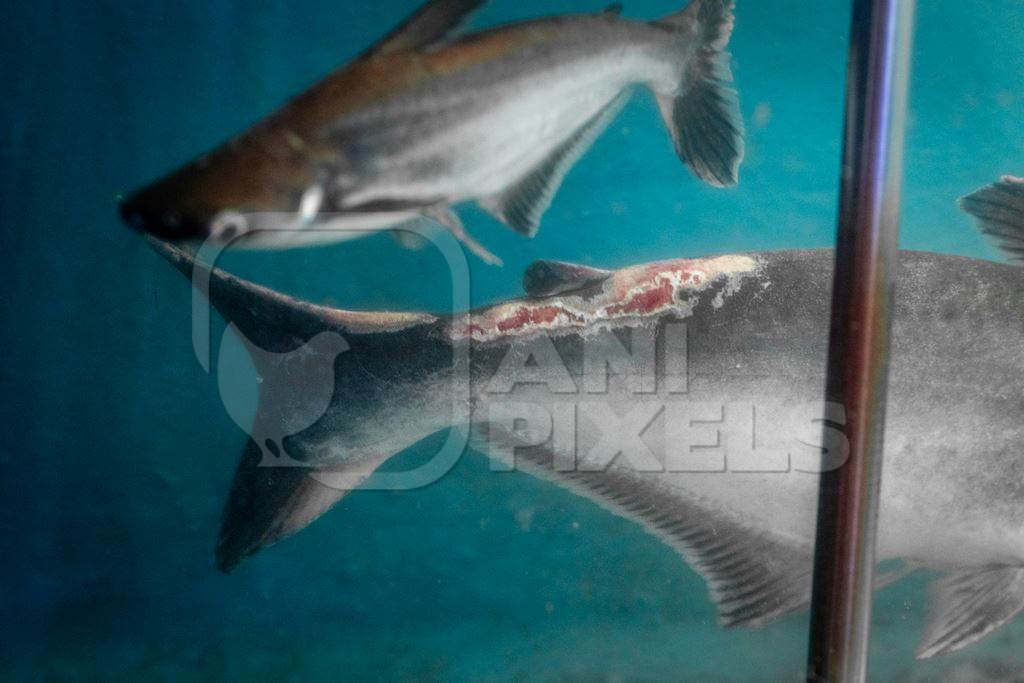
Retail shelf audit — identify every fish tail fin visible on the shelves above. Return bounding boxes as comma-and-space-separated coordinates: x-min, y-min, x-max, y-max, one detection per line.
651, 0, 744, 187
960, 176, 1024, 262
142, 237, 445, 572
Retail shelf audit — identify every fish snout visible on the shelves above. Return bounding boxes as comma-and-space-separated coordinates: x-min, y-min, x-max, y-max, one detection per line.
118, 194, 212, 242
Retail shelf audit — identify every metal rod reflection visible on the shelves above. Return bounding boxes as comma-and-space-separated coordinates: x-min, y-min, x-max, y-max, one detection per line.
806, 0, 915, 680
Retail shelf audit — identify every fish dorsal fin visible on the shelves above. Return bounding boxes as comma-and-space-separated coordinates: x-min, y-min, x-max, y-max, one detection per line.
471, 425, 814, 628
522, 259, 611, 297
365, 0, 487, 57
960, 176, 1024, 262
917, 566, 1024, 658
479, 90, 630, 237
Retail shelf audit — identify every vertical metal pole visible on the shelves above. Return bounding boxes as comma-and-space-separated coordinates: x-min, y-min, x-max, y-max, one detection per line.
806, 0, 914, 681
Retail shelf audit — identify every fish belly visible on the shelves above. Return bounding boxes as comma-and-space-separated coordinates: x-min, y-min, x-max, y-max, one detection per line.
475, 374, 826, 543
235, 209, 420, 248
473, 348, 1024, 571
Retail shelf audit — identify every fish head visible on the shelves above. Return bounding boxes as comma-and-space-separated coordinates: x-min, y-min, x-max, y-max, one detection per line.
119, 133, 328, 247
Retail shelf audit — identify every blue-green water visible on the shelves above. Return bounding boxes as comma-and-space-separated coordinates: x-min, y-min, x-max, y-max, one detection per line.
3, 1, 1024, 680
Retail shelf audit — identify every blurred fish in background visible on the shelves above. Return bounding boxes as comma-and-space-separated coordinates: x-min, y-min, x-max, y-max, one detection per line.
118, 0, 744, 263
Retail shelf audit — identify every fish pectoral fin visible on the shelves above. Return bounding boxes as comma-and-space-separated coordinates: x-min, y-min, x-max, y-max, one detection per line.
522, 259, 612, 297
423, 205, 502, 266
917, 566, 1024, 659
471, 424, 813, 628
390, 223, 431, 251
960, 175, 1024, 263
478, 90, 630, 238
364, 0, 487, 57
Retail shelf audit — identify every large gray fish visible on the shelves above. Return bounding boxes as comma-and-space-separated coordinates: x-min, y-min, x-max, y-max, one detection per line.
120, 0, 743, 262
144, 185, 1024, 660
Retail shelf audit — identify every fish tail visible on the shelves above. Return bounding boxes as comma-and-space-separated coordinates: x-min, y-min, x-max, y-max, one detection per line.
651, 0, 744, 187
960, 176, 1024, 262
141, 236, 444, 572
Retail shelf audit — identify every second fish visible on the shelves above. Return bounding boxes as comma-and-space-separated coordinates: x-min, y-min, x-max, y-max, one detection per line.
120, 0, 744, 262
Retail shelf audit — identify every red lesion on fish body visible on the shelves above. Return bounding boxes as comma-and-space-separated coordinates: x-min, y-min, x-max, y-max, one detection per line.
448, 255, 759, 342
602, 278, 675, 316
601, 265, 708, 317
495, 305, 585, 333
451, 303, 586, 342
463, 323, 487, 338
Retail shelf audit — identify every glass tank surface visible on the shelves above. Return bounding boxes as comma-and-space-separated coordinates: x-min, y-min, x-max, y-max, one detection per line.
2, 0, 1023, 681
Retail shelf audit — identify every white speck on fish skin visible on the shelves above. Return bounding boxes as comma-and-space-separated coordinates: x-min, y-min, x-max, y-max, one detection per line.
713, 265, 749, 309
678, 296, 698, 317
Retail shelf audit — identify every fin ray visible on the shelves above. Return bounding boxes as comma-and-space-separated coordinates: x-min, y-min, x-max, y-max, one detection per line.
471, 425, 814, 627
917, 566, 1024, 658
653, 0, 743, 187
960, 176, 1024, 261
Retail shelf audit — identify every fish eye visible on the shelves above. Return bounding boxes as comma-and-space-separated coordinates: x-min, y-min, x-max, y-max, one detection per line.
211, 211, 249, 243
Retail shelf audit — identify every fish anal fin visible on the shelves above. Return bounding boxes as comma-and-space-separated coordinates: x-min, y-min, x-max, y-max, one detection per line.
917, 566, 1024, 659
479, 91, 630, 237
472, 424, 813, 628
364, 0, 487, 57
522, 259, 611, 297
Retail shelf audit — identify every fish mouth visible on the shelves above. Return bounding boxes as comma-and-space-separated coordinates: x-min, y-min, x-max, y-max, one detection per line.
118, 194, 212, 242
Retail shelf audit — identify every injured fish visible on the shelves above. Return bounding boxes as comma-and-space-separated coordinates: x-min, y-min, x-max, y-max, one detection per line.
139, 186, 1024, 658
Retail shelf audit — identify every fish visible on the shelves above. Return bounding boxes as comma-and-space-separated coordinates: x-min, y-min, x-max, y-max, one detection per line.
119, 0, 744, 263
141, 186, 1024, 660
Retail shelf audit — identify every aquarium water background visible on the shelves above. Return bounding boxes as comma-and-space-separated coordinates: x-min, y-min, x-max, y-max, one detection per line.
3, 0, 1024, 680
